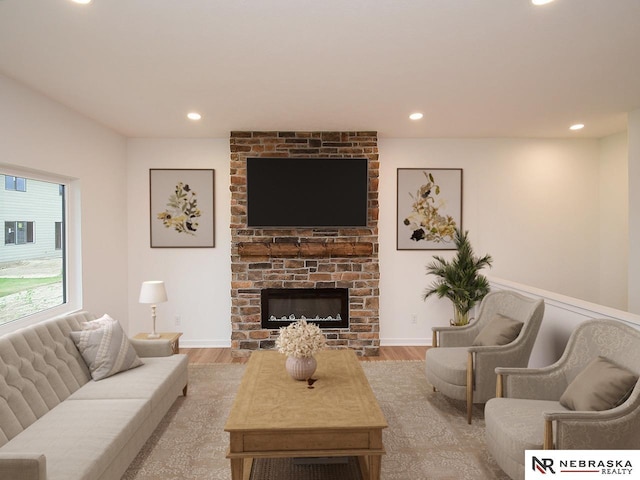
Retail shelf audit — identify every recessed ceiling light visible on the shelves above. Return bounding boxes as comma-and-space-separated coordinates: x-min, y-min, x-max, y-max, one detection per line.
187, 112, 202, 121
569, 124, 585, 131
532, 0, 555, 5
71, 0, 93, 4
409, 113, 424, 120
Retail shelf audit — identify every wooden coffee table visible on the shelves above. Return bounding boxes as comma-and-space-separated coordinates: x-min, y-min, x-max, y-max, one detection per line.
224, 349, 387, 480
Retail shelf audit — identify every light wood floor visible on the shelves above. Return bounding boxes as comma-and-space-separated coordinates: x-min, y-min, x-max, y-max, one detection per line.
182, 346, 428, 364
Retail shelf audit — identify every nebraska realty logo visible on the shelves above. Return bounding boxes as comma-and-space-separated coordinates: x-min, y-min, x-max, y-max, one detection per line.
525, 451, 639, 479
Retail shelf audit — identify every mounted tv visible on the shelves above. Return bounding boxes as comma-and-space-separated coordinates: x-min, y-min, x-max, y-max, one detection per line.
246, 157, 369, 228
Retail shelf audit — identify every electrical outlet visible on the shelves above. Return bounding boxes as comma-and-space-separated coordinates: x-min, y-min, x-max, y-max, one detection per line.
411, 313, 418, 325
175, 315, 182, 326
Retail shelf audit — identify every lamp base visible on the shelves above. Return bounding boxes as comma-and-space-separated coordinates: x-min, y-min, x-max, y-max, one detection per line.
147, 332, 161, 339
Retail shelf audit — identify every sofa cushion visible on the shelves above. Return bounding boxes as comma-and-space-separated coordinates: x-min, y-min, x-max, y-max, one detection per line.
560, 356, 638, 411
70, 319, 143, 381
0, 398, 149, 480
425, 347, 468, 386
485, 397, 568, 480
472, 314, 523, 346
69, 355, 188, 410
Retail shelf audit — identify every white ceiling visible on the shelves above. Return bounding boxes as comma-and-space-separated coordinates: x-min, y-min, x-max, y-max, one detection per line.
1, 0, 639, 139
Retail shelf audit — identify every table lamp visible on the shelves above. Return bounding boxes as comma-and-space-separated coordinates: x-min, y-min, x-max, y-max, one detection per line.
139, 280, 168, 339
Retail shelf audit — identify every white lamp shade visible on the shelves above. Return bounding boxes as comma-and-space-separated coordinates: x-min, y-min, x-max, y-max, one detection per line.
139, 281, 168, 304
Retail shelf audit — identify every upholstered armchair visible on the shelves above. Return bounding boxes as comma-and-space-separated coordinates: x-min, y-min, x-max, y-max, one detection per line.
485, 319, 640, 480
425, 290, 545, 424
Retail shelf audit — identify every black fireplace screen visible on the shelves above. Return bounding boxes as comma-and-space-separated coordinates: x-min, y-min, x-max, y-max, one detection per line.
261, 288, 349, 329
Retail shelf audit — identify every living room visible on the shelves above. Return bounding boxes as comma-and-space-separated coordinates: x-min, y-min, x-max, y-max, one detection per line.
1, 1, 640, 478
2, 80, 637, 352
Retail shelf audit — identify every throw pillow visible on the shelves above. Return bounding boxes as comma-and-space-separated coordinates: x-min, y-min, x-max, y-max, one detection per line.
560, 356, 638, 411
81, 313, 116, 330
472, 313, 524, 346
71, 318, 143, 381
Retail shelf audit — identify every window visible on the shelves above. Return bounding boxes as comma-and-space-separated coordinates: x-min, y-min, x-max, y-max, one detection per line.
4, 222, 15, 244
5, 175, 26, 192
0, 172, 72, 327
27, 222, 34, 243
4, 221, 35, 245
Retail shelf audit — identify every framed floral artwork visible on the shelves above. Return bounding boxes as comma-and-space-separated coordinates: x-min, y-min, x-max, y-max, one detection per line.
397, 168, 462, 250
149, 169, 215, 248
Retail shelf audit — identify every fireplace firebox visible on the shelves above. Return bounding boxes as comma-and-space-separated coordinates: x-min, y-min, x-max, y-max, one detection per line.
261, 288, 349, 329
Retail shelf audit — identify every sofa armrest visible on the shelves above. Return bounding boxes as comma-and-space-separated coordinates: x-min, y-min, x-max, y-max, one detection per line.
130, 338, 174, 357
0, 453, 46, 480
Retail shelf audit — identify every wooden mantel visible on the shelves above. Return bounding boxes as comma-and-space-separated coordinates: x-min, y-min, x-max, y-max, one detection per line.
237, 241, 374, 258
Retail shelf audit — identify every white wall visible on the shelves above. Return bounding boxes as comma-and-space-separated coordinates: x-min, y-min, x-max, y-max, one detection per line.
378, 138, 603, 345
125, 139, 231, 346
599, 132, 628, 310
629, 109, 640, 314
0, 74, 129, 326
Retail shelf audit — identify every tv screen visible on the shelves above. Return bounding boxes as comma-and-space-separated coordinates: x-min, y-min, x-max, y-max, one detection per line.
246, 157, 369, 228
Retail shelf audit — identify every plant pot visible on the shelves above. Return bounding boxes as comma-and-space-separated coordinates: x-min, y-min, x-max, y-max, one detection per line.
285, 356, 317, 381
450, 307, 470, 326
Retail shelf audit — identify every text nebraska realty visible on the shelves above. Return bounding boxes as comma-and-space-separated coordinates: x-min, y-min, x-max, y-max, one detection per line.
561, 459, 632, 475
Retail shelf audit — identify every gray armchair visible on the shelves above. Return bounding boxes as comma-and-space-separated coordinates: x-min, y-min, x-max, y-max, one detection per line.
485, 319, 640, 480
425, 290, 545, 423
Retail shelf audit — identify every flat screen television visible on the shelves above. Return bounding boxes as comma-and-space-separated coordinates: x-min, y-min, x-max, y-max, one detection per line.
246, 157, 369, 228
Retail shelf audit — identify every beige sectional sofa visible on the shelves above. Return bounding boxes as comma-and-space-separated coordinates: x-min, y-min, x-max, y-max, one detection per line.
0, 311, 188, 480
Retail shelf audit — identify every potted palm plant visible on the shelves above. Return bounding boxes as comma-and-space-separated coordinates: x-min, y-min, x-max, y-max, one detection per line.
423, 228, 493, 326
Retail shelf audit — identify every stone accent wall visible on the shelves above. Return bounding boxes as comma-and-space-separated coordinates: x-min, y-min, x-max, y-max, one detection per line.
230, 131, 380, 358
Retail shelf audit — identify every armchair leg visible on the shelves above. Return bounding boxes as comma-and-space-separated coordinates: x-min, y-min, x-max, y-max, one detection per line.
466, 352, 474, 424
543, 420, 554, 449
431, 331, 439, 393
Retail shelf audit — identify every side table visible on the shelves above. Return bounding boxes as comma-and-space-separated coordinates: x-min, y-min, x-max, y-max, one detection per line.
133, 332, 182, 354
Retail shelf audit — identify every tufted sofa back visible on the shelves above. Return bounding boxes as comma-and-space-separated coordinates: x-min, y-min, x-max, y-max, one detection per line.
0, 311, 96, 446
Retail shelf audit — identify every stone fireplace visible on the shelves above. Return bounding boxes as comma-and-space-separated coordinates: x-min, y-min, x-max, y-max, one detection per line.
230, 131, 380, 358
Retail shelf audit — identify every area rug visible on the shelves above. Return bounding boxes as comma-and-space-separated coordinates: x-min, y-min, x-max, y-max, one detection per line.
122, 361, 510, 480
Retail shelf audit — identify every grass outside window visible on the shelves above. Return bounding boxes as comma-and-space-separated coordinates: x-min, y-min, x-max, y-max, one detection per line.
0, 276, 63, 298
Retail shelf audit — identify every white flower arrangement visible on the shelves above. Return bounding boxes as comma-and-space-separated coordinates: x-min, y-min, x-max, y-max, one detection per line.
275, 319, 326, 358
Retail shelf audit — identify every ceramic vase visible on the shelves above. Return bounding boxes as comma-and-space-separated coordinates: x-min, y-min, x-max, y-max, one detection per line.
285, 355, 317, 381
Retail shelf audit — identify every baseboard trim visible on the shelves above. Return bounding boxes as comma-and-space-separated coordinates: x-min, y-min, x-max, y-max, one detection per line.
180, 339, 231, 348
380, 338, 430, 347
180, 338, 430, 348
